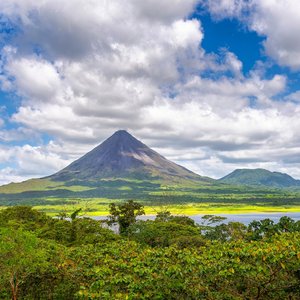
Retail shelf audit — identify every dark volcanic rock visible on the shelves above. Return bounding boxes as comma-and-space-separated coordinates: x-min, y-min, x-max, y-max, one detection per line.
49, 130, 204, 181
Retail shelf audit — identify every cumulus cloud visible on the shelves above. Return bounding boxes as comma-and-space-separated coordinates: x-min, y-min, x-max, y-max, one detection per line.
250, 0, 300, 70
0, 168, 29, 186
201, 0, 248, 19
204, 0, 300, 70
0, 0, 300, 184
0, 143, 71, 185
7, 56, 61, 101
0, 0, 206, 146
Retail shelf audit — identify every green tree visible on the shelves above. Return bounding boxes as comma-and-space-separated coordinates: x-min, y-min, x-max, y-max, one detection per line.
248, 218, 279, 240
155, 210, 197, 227
108, 200, 145, 234
70, 208, 82, 242
205, 221, 247, 242
277, 216, 299, 232
0, 206, 50, 231
128, 220, 201, 247
75, 232, 300, 299
200, 214, 227, 226
155, 210, 172, 222
0, 228, 51, 300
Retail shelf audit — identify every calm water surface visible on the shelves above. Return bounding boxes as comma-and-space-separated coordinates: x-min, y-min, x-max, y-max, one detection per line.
94, 212, 300, 225
191, 213, 300, 225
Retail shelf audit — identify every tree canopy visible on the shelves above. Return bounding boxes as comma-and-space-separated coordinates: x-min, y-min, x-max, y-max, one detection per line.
1, 204, 300, 299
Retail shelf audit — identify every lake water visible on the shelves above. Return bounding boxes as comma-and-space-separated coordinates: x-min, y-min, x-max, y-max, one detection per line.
94, 212, 300, 226
190, 213, 300, 225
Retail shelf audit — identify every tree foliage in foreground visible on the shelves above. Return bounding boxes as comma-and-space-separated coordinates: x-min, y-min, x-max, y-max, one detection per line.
108, 200, 145, 234
74, 234, 300, 299
1, 204, 300, 299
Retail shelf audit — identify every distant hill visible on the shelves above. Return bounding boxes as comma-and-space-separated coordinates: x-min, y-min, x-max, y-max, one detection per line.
2, 132, 300, 207
219, 168, 300, 188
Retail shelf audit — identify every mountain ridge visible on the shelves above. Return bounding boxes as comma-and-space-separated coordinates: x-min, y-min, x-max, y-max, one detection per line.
218, 168, 300, 188
1, 132, 299, 203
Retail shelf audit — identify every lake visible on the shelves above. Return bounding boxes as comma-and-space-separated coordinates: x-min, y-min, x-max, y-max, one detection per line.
94, 212, 300, 225
190, 212, 300, 225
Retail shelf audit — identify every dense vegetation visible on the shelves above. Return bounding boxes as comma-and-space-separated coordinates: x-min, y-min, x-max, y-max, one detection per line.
219, 168, 300, 188
1, 178, 300, 215
1, 203, 300, 299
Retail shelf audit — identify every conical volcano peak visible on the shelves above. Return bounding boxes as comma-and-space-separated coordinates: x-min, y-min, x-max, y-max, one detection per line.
113, 129, 130, 136
110, 130, 132, 141
107, 130, 141, 146
99, 130, 148, 156
49, 130, 204, 182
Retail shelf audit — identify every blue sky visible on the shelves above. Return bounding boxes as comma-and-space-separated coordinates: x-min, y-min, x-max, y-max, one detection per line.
1, 0, 300, 184
197, 13, 264, 73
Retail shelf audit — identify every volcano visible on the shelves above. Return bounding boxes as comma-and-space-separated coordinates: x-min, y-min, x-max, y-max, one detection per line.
49, 130, 205, 182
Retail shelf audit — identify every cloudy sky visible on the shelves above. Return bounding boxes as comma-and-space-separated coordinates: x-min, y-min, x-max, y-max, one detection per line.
1, 0, 300, 184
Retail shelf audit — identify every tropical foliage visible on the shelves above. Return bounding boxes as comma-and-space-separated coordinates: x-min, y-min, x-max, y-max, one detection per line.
1, 204, 300, 299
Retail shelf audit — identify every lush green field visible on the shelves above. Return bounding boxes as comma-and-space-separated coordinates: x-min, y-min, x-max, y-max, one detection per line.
29, 200, 300, 217
1, 177, 300, 215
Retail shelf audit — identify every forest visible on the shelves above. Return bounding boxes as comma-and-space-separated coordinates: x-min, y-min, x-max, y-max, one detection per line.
1, 202, 300, 299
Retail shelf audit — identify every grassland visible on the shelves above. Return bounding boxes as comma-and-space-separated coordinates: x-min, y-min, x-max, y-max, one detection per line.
1, 177, 300, 216
34, 201, 300, 217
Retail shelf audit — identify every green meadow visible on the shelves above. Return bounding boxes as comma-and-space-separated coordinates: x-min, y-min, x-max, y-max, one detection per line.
1, 177, 300, 216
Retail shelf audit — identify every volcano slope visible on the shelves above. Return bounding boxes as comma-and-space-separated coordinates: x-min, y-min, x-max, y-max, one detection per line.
0, 131, 211, 205
48, 130, 206, 182
1, 131, 300, 214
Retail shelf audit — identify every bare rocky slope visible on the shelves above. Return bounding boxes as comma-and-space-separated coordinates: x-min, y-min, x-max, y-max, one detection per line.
48, 130, 209, 182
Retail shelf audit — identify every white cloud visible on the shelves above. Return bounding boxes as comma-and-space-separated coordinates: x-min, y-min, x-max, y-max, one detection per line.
0, 0, 206, 147
0, 143, 71, 185
15, 144, 69, 176
132, 0, 197, 22
285, 91, 300, 103
204, 0, 300, 70
0, 168, 29, 186
0, 0, 300, 184
250, 0, 300, 70
0, 75, 12, 91
202, 0, 248, 19
7, 56, 61, 101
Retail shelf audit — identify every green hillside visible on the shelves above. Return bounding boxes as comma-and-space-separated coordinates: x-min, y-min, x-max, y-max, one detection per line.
1, 132, 300, 215
0, 178, 95, 194
219, 168, 300, 188
1, 176, 300, 215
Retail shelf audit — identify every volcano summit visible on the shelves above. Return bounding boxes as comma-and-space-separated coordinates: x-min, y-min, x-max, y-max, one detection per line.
1, 131, 300, 208
49, 130, 204, 182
